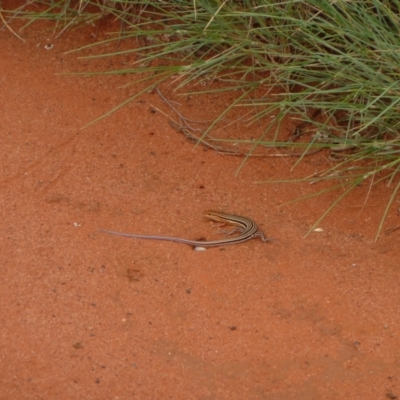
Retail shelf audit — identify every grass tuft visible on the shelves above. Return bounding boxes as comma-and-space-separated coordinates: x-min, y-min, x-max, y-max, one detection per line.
4, 0, 400, 237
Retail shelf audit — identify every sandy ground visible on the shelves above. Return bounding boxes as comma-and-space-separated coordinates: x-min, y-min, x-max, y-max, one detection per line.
1, 4, 400, 400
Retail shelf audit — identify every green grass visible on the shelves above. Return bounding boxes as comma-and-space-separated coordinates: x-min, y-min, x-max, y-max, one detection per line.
4, 0, 400, 238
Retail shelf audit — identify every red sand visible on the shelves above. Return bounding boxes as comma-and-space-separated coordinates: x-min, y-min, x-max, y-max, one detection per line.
1, 5, 400, 399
